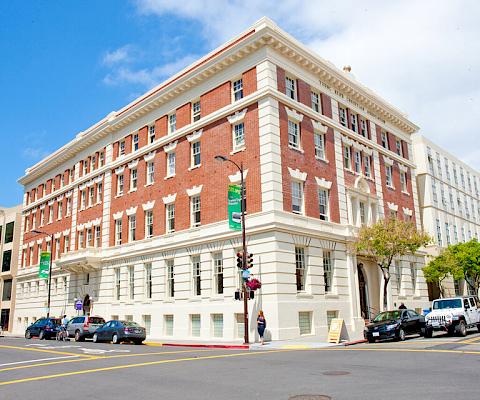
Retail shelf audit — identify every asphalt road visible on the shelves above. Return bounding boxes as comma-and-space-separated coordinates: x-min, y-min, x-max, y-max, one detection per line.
1, 330, 480, 400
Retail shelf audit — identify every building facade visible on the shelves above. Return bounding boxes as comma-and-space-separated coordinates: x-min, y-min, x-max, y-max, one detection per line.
14, 18, 429, 342
0, 205, 22, 332
412, 134, 480, 299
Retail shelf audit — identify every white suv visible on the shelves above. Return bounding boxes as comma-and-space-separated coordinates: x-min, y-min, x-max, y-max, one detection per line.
425, 296, 480, 337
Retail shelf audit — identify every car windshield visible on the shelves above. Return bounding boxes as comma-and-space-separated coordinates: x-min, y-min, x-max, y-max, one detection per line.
121, 321, 140, 327
433, 299, 462, 309
373, 311, 401, 322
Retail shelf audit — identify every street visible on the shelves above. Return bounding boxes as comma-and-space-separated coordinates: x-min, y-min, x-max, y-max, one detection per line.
1, 331, 480, 400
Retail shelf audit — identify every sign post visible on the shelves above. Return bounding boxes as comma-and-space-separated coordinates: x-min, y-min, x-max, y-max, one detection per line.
228, 184, 242, 231
327, 318, 344, 344
39, 252, 51, 279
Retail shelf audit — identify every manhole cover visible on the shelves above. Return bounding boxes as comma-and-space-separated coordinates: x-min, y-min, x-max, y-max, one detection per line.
322, 370, 350, 376
289, 396, 332, 400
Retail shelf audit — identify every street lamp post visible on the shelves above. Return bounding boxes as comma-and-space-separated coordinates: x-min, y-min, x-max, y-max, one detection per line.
32, 230, 54, 318
215, 155, 249, 344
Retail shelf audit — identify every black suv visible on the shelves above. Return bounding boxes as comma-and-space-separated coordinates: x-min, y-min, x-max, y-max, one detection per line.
25, 318, 62, 340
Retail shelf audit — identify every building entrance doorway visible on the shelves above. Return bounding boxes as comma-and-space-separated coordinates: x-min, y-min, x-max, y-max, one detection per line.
83, 295, 91, 315
358, 264, 369, 321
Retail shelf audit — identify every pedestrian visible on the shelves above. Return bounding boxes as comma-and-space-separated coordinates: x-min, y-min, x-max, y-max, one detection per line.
399, 303, 407, 310
257, 310, 266, 345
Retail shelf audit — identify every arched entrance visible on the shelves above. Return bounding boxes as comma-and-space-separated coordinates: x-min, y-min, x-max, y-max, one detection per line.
357, 264, 369, 321
82, 294, 91, 316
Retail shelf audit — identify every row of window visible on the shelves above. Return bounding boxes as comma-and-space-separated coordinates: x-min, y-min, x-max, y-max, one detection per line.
435, 218, 479, 247
27, 167, 75, 205
24, 196, 74, 233
17, 276, 68, 298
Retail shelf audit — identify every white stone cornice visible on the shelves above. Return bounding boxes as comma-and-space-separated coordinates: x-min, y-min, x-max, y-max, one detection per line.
162, 193, 177, 204
142, 201, 155, 211
47, 199, 54, 206
360, 144, 373, 156
227, 108, 248, 125
383, 155, 394, 166
186, 185, 203, 197
285, 106, 304, 123
128, 159, 139, 169
163, 141, 178, 154
29, 241, 35, 247
228, 169, 248, 184
387, 202, 398, 211
403, 207, 413, 216
94, 175, 104, 183
113, 211, 123, 220
54, 232, 61, 239
36, 239, 43, 245
187, 129, 203, 142
398, 163, 408, 173
143, 151, 156, 162
65, 190, 73, 198
56, 194, 64, 201
312, 120, 328, 133
115, 166, 125, 175
93, 217, 102, 226
63, 229, 70, 235
315, 177, 333, 190
288, 167, 307, 182
77, 224, 84, 231
126, 206, 138, 216
341, 135, 354, 146
85, 221, 93, 229
45, 236, 51, 242
86, 180, 95, 187
22, 244, 28, 249
39, 203, 46, 209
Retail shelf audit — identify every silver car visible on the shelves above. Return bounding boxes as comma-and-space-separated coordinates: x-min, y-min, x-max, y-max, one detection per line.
66, 316, 105, 341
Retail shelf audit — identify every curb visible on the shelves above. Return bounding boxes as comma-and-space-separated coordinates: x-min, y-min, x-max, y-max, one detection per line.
342, 339, 368, 346
159, 342, 250, 350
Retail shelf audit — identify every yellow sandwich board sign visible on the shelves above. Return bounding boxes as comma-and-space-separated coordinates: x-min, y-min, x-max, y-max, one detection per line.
327, 318, 344, 344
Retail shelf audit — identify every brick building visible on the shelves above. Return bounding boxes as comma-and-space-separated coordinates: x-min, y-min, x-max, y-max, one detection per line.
14, 18, 429, 341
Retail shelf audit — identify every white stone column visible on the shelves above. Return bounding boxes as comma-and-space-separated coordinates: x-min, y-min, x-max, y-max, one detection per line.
101, 144, 113, 248
372, 148, 385, 220
334, 130, 349, 224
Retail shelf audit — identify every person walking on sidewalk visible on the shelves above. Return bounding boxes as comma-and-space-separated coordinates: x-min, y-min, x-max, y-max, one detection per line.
257, 310, 266, 345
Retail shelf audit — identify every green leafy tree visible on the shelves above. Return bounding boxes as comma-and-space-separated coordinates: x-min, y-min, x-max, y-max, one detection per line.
423, 249, 460, 297
352, 218, 431, 310
450, 239, 480, 295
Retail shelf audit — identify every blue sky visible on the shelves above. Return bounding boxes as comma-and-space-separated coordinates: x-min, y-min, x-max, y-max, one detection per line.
1, 1, 479, 207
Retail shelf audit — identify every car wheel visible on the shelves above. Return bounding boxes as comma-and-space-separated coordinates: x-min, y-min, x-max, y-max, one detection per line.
39, 330, 45, 340
74, 330, 83, 342
367, 337, 376, 344
457, 320, 467, 337
133, 340, 143, 345
397, 328, 406, 341
25, 330, 31, 339
424, 328, 433, 338
477, 323, 480, 333
93, 333, 99, 343
112, 334, 120, 344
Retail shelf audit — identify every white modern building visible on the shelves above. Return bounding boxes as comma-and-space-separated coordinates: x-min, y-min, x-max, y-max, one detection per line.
13, 18, 429, 342
412, 134, 480, 298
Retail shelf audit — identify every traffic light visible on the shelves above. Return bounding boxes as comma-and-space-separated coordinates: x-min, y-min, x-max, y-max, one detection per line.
247, 252, 253, 268
236, 252, 244, 269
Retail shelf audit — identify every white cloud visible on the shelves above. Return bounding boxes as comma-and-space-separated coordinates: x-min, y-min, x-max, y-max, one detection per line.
22, 147, 51, 161
135, 0, 480, 170
102, 45, 135, 66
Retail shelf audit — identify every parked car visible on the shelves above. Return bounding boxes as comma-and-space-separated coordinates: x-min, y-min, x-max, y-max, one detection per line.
25, 318, 62, 340
93, 320, 146, 345
364, 309, 425, 343
66, 315, 106, 342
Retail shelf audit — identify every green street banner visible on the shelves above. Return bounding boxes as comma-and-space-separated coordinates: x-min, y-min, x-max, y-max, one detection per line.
228, 184, 242, 231
39, 251, 51, 279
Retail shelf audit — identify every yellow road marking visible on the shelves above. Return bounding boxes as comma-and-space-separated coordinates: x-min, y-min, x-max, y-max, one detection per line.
321, 347, 480, 355
0, 349, 293, 386
458, 336, 480, 344
143, 342, 163, 347
0, 344, 93, 358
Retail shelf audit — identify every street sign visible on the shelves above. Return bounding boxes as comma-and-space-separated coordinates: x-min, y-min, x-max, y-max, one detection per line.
228, 184, 242, 231
74, 300, 83, 311
38, 252, 51, 279
327, 318, 344, 344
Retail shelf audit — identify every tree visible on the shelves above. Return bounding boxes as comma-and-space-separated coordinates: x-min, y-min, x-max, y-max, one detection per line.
449, 239, 480, 295
351, 218, 431, 311
423, 249, 460, 298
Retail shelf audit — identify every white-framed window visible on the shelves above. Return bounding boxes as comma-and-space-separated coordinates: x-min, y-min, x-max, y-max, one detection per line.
97, 183, 103, 203
318, 188, 329, 221
148, 125, 155, 144
285, 76, 296, 100
69, 168, 74, 183
86, 228, 93, 247
436, 218, 443, 246
233, 78, 243, 101
400, 171, 408, 192
167, 152, 176, 177
288, 120, 300, 149
338, 106, 347, 127
396, 139, 403, 157
213, 252, 223, 295
78, 231, 84, 249
115, 219, 122, 245
166, 204, 175, 233
146, 162, 154, 185
164, 315, 174, 336
445, 222, 451, 245
145, 210, 154, 238
128, 215, 136, 242
57, 201, 63, 220
54, 238, 60, 259
60, 174, 65, 188
83, 160, 88, 176
119, 140, 126, 156
95, 226, 101, 247
91, 156, 96, 171
299, 312, 312, 335
323, 250, 333, 292
191, 314, 201, 337
364, 155, 372, 178
359, 201, 366, 225
212, 314, 223, 338
166, 260, 174, 298
132, 133, 139, 152
64, 235, 70, 253
128, 266, 135, 300
114, 268, 120, 300
117, 174, 124, 196
295, 246, 306, 292
385, 165, 393, 187
192, 100, 201, 122
360, 118, 368, 137
233, 122, 245, 151
191, 141, 201, 167
381, 131, 388, 149
190, 195, 201, 227
80, 190, 86, 209
314, 132, 326, 160
192, 255, 201, 296
168, 113, 176, 134
344, 145, 352, 170
144, 263, 152, 299
350, 113, 358, 133
48, 205, 54, 223
291, 181, 304, 214
40, 209, 45, 226
354, 151, 362, 173
99, 152, 105, 167
88, 186, 94, 207
311, 91, 320, 112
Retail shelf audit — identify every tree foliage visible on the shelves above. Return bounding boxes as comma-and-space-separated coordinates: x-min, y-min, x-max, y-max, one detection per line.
423, 249, 460, 297
352, 218, 431, 310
